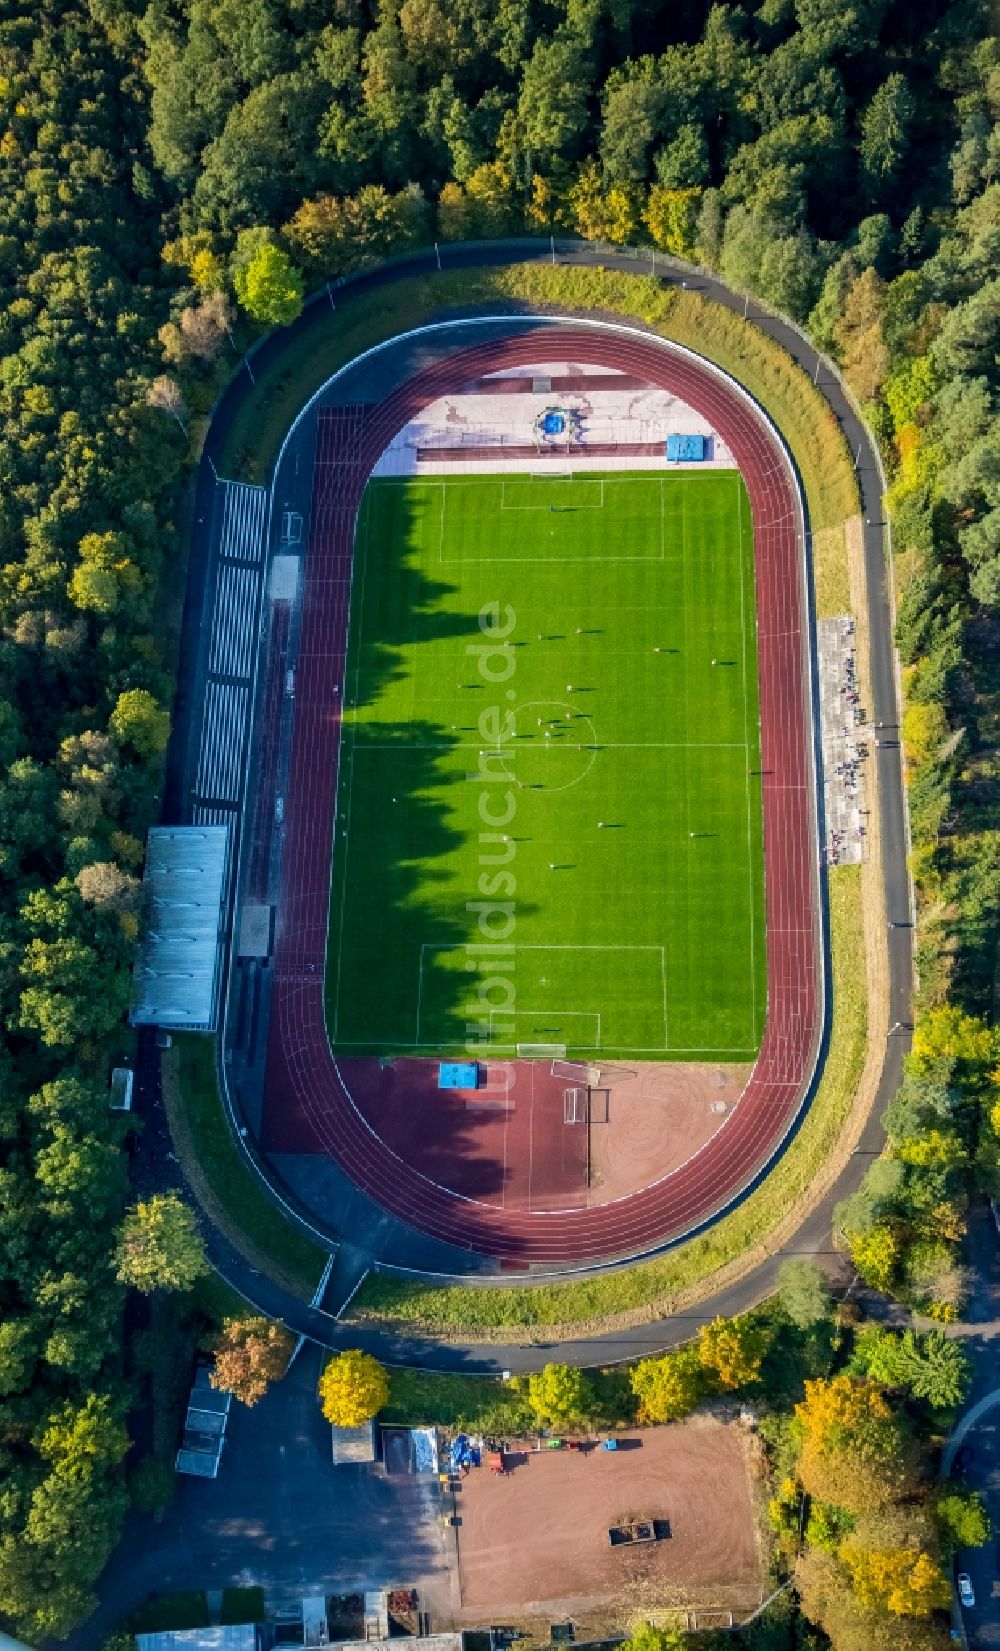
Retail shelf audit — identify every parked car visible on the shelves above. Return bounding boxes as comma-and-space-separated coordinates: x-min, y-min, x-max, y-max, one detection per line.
955, 1444, 975, 1472
958, 1572, 975, 1608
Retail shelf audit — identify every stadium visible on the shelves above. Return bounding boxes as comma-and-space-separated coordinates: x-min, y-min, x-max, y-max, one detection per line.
198, 313, 825, 1274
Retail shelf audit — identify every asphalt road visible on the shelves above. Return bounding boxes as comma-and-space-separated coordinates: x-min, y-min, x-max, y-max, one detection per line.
155, 238, 913, 1371
938, 1200, 1000, 1648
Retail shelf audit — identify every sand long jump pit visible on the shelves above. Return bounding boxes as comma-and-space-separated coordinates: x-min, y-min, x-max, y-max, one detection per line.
452, 1418, 761, 1623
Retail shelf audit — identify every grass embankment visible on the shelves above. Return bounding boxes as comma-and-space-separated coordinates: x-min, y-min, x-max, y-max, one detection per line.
331, 470, 764, 1061
349, 864, 866, 1339
384, 1365, 633, 1433
218, 263, 857, 539
162, 1035, 327, 1301
812, 522, 854, 618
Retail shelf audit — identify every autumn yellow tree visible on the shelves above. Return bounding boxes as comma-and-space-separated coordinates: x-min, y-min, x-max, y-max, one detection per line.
526, 1363, 594, 1429
848, 1223, 899, 1291
910, 1006, 996, 1069
840, 1544, 950, 1617
526, 172, 572, 232
901, 699, 948, 771
698, 1315, 771, 1389
795, 1546, 948, 1651
796, 1377, 918, 1514
437, 181, 479, 241
833, 268, 889, 401
630, 1347, 702, 1422
318, 1350, 389, 1428
569, 161, 638, 243
644, 186, 701, 256
190, 247, 227, 290
464, 163, 520, 236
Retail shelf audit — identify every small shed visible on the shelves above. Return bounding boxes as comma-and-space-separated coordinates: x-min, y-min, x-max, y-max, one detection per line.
666, 433, 706, 462
331, 1418, 376, 1465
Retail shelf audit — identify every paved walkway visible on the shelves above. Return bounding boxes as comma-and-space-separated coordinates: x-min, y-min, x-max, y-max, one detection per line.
937, 1200, 1000, 1649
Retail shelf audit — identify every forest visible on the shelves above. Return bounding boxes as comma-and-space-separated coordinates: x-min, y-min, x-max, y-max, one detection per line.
0, 0, 997, 1640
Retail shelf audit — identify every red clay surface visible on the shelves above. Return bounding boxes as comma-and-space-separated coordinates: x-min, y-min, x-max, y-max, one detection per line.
261, 327, 822, 1264
452, 1421, 760, 1617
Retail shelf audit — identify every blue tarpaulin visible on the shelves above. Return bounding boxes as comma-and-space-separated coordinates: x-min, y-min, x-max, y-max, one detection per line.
450, 1434, 481, 1469
666, 433, 706, 462
439, 1062, 479, 1090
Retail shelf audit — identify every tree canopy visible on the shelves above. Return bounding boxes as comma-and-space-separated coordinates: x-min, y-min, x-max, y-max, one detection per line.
115, 1194, 209, 1294
318, 1350, 390, 1428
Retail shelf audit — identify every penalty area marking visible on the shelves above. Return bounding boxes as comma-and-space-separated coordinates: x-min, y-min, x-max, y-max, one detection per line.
488, 1008, 602, 1051
414, 942, 668, 1052
435, 475, 666, 562
499, 477, 605, 510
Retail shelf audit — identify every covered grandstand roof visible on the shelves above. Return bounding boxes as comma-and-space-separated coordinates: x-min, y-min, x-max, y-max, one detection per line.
130, 825, 230, 1030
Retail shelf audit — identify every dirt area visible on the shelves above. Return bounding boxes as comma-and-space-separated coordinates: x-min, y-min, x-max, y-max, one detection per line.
588, 1063, 751, 1203
452, 1418, 761, 1625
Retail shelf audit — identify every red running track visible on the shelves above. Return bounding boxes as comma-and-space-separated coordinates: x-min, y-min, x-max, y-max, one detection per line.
262, 326, 822, 1264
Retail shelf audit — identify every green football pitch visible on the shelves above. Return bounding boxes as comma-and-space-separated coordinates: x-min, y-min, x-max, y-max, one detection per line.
325, 470, 765, 1062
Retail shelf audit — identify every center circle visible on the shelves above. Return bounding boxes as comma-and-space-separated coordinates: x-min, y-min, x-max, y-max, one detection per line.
498, 700, 598, 792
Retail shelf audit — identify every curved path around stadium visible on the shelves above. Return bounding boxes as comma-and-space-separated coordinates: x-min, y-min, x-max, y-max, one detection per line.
262, 322, 820, 1266
153, 240, 913, 1365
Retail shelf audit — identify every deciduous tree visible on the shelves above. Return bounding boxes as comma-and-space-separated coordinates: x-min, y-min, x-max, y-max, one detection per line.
109, 689, 170, 757
232, 243, 304, 325
796, 1376, 918, 1513
698, 1315, 771, 1389
934, 1485, 990, 1558
210, 1317, 294, 1406
526, 1362, 594, 1428
318, 1349, 389, 1427
146, 375, 188, 433
116, 1194, 208, 1293
630, 1347, 702, 1422
776, 1259, 831, 1328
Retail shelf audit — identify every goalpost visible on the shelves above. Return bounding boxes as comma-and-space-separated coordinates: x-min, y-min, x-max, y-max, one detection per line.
552, 1059, 589, 1083
563, 1087, 588, 1125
